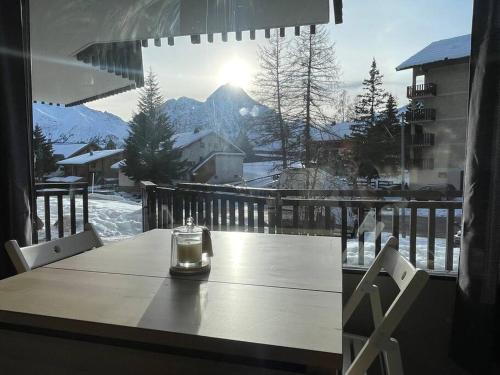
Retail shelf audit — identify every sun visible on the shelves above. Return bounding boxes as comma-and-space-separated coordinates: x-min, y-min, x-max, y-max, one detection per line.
217, 58, 252, 89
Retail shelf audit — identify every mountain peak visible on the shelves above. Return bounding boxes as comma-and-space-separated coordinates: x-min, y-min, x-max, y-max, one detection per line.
206, 84, 256, 105
162, 84, 269, 141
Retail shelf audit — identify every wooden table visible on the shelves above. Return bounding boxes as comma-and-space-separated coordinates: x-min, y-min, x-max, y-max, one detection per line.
0, 230, 343, 374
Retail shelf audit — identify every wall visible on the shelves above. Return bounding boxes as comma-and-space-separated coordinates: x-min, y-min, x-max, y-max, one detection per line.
191, 153, 244, 183
343, 270, 468, 374
63, 165, 88, 179
410, 62, 469, 189
63, 153, 123, 184
118, 169, 135, 187
211, 154, 244, 183
181, 133, 240, 165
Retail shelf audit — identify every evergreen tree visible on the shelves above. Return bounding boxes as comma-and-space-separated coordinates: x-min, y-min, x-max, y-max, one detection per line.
349, 59, 389, 180
87, 136, 102, 150
253, 30, 292, 169
366, 93, 401, 172
104, 138, 117, 150
123, 69, 185, 184
352, 59, 388, 132
287, 25, 341, 167
33, 124, 56, 181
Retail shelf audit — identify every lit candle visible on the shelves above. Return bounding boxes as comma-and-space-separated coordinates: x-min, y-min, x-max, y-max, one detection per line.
177, 240, 202, 264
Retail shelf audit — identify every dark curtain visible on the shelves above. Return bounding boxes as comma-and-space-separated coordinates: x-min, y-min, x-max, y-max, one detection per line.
0, 0, 33, 280
451, 0, 500, 372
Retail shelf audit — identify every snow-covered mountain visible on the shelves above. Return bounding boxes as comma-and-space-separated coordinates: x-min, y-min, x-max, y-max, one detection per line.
33, 103, 130, 144
162, 84, 270, 140
33, 85, 270, 145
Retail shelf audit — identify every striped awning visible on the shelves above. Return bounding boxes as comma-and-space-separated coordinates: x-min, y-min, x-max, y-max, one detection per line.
31, 0, 343, 107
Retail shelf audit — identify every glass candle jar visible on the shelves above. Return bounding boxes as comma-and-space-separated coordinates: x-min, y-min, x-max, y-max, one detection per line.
170, 217, 211, 275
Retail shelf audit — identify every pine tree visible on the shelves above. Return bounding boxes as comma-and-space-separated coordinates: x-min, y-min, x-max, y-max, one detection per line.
33, 124, 56, 181
352, 59, 388, 131
123, 69, 185, 184
253, 30, 292, 169
87, 136, 102, 150
366, 93, 401, 172
349, 59, 389, 180
104, 138, 117, 150
287, 25, 341, 167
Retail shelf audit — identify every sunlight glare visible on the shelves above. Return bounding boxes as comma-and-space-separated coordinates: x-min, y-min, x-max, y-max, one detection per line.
217, 58, 251, 89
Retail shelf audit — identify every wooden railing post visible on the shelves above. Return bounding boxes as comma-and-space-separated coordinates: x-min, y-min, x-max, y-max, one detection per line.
32, 193, 38, 244
275, 192, 282, 234
141, 181, 157, 232
82, 184, 89, 225
69, 187, 76, 235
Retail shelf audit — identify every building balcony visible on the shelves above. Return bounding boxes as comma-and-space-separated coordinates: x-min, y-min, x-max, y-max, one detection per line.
405, 108, 436, 122
407, 83, 437, 98
411, 158, 435, 170
410, 133, 435, 147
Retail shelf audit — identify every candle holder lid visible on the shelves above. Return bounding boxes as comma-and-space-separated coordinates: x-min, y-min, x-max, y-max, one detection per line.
174, 217, 203, 234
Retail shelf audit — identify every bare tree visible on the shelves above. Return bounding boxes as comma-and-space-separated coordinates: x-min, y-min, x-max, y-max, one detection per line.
287, 25, 342, 167
338, 89, 355, 122
253, 30, 292, 169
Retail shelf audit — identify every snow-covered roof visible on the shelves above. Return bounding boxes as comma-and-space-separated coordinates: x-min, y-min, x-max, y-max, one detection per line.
396, 34, 471, 71
111, 159, 126, 170
45, 176, 84, 183
57, 149, 124, 165
172, 129, 244, 153
172, 130, 214, 149
52, 143, 89, 158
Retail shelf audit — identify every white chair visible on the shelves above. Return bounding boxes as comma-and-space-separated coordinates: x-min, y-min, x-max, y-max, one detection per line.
4, 223, 103, 274
343, 236, 429, 375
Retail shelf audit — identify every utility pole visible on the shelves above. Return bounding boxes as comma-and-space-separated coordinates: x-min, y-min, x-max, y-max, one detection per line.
400, 115, 406, 238
401, 115, 405, 188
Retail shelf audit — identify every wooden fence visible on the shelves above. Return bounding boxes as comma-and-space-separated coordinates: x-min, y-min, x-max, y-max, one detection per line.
142, 182, 462, 272
33, 182, 89, 243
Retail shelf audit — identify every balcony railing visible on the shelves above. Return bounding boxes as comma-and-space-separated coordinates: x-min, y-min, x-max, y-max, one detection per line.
411, 158, 435, 170
141, 182, 462, 272
410, 133, 435, 147
407, 83, 437, 98
405, 108, 436, 122
33, 182, 89, 243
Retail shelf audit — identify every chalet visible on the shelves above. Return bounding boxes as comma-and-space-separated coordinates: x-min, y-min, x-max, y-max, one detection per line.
113, 130, 245, 187
174, 129, 245, 183
396, 34, 470, 189
57, 149, 124, 185
52, 143, 100, 162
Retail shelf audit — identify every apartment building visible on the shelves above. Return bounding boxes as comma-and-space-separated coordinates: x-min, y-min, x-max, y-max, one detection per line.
397, 34, 471, 190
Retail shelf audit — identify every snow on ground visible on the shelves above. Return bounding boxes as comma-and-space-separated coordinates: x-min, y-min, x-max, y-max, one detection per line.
36, 193, 142, 243
345, 231, 459, 272
243, 160, 285, 181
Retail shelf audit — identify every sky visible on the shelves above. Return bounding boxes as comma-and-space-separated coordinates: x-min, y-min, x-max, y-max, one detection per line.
87, 0, 473, 121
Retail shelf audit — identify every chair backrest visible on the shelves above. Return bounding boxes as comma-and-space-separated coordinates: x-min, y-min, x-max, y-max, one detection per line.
4, 223, 103, 274
343, 236, 429, 375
